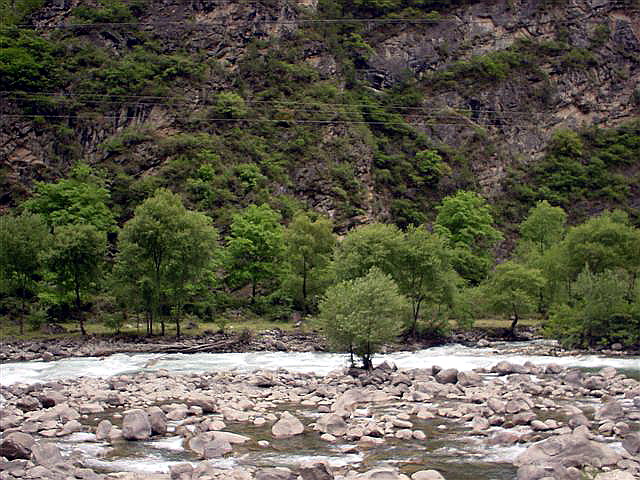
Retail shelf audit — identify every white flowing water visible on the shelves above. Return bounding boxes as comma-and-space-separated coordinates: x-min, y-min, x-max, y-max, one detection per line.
1, 340, 639, 386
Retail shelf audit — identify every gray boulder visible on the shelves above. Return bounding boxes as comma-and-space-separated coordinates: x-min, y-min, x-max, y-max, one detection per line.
435, 369, 458, 385
272, 411, 304, 438
30, 443, 63, 466
122, 409, 152, 440
411, 471, 446, 480
95, 420, 112, 441
622, 431, 640, 456
515, 432, 621, 475
202, 438, 233, 458
299, 461, 333, 480
0, 432, 36, 460
255, 467, 297, 480
316, 414, 348, 436
148, 406, 167, 435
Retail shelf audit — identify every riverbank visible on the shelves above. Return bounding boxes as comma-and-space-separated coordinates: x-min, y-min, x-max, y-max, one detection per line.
2, 325, 638, 364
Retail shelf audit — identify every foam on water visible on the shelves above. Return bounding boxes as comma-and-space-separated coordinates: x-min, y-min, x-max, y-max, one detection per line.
1, 341, 639, 385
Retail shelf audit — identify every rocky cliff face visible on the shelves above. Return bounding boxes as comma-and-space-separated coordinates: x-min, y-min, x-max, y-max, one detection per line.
1, 0, 638, 224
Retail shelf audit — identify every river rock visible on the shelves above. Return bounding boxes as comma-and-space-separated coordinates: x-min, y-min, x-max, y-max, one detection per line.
411, 471, 446, 480
299, 461, 333, 480
212, 431, 251, 444
38, 391, 66, 408
353, 467, 410, 480
0, 432, 36, 459
16, 396, 41, 412
594, 472, 637, 480
515, 432, 621, 474
492, 361, 525, 375
122, 409, 152, 440
170, 463, 194, 480
435, 369, 458, 384
622, 431, 640, 455
148, 406, 167, 435
457, 371, 482, 387
255, 467, 296, 480
202, 438, 233, 458
316, 413, 347, 436
30, 443, 63, 466
95, 420, 112, 441
595, 401, 625, 420
60, 419, 82, 435
272, 411, 304, 438
185, 393, 217, 413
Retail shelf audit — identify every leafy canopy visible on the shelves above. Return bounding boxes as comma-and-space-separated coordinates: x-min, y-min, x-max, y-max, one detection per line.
319, 267, 408, 369
24, 164, 115, 232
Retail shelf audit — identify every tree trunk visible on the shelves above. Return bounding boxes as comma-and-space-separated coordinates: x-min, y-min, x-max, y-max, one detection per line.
510, 304, 519, 337
75, 280, 86, 336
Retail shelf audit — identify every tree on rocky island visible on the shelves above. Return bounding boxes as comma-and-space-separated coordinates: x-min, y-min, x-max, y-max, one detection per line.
116, 189, 218, 337
318, 267, 408, 370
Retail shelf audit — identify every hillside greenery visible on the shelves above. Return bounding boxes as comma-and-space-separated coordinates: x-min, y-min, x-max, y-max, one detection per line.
1, 0, 639, 351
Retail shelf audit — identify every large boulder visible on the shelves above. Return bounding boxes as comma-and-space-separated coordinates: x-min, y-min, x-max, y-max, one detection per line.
148, 406, 167, 435
622, 432, 640, 456
411, 471, 446, 480
272, 411, 304, 438
435, 369, 458, 385
0, 432, 36, 460
299, 461, 333, 480
30, 443, 63, 466
316, 414, 348, 436
255, 467, 297, 480
353, 467, 410, 480
122, 409, 152, 440
202, 438, 233, 459
515, 432, 621, 477
95, 419, 112, 441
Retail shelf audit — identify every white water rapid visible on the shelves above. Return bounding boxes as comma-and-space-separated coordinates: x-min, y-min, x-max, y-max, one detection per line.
1, 340, 638, 386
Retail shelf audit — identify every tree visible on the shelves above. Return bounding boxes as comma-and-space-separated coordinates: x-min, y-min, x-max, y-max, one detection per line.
224, 204, 285, 302
332, 223, 403, 282
24, 164, 115, 232
546, 268, 639, 348
394, 226, 457, 337
517, 201, 567, 315
434, 191, 503, 284
519, 200, 567, 258
318, 268, 408, 369
116, 189, 218, 336
283, 213, 335, 313
483, 261, 546, 335
0, 213, 50, 334
560, 210, 640, 282
45, 223, 106, 336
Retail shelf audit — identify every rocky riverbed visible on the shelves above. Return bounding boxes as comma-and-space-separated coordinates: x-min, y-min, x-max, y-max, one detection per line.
1, 357, 639, 480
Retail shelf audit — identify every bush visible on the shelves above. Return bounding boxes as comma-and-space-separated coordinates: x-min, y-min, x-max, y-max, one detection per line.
318, 267, 408, 369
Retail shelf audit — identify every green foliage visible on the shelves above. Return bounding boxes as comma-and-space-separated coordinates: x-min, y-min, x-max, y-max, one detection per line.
482, 261, 546, 333
224, 204, 285, 302
116, 188, 218, 336
0, 212, 50, 334
518, 200, 567, 258
72, 0, 147, 23
414, 150, 451, 186
45, 223, 106, 335
333, 223, 403, 282
435, 191, 502, 284
546, 268, 639, 347
24, 164, 115, 232
283, 213, 336, 312
394, 226, 457, 336
319, 267, 408, 369
212, 92, 249, 119
0, 27, 61, 91
504, 121, 640, 218
0, 0, 45, 26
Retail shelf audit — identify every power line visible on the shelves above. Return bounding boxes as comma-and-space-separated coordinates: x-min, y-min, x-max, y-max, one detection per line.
1, 91, 557, 117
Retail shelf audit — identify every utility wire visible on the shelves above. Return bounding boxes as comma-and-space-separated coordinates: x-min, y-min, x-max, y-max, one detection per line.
1, 91, 563, 117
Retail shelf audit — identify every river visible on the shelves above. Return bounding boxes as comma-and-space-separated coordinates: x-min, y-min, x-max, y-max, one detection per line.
1, 340, 638, 480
